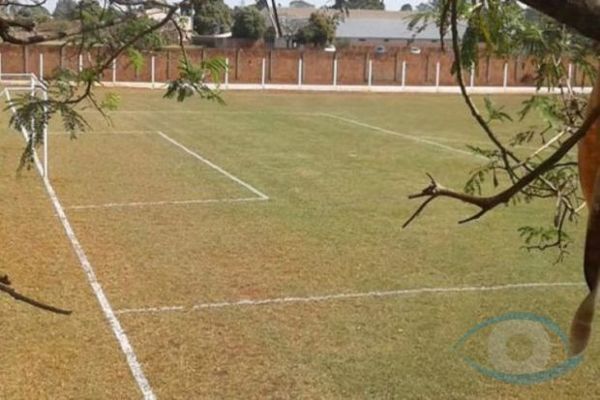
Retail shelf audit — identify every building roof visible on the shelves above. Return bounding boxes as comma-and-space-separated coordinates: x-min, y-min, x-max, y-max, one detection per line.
275, 8, 466, 41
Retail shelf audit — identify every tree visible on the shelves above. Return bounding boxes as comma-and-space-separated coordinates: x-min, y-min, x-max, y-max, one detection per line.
191, 0, 232, 35
289, 0, 314, 8
295, 11, 338, 46
53, 0, 78, 20
405, 0, 600, 355
400, 3, 412, 11
345, 0, 384, 10
232, 6, 266, 40
10, 4, 51, 22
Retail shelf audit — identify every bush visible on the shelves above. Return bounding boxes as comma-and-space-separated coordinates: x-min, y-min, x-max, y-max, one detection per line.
296, 12, 338, 47
192, 0, 232, 35
231, 6, 266, 40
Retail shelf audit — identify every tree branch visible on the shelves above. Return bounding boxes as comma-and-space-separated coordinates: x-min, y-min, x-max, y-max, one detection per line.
404, 106, 600, 227
0, 275, 71, 315
519, 0, 600, 42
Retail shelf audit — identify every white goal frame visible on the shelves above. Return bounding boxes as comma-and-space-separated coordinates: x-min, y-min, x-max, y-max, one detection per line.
0, 73, 49, 178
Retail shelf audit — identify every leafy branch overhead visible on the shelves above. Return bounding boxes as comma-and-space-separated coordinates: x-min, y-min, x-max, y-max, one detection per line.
405, 0, 599, 260
404, 0, 600, 355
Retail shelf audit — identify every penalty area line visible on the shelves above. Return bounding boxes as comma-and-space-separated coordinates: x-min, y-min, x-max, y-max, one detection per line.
115, 281, 584, 316
65, 196, 268, 211
156, 131, 269, 200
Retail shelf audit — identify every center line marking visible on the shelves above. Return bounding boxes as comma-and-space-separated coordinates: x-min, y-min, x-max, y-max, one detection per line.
115, 281, 584, 315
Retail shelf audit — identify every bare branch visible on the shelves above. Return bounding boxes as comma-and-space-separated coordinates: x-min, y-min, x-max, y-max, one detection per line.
403, 105, 600, 226
0, 276, 71, 315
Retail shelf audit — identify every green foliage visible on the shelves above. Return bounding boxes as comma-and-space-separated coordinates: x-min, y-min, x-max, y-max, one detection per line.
116, 17, 165, 51
345, 0, 384, 10
100, 93, 121, 111
53, 0, 78, 20
296, 12, 338, 47
254, 0, 268, 11
127, 48, 145, 74
400, 3, 413, 11
192, 0, 232, 35
10, 4, 51, 22
164, 58, 227, 103
231, 6, 267, 40
407, 0, 599, 259
482, 97, 512, 123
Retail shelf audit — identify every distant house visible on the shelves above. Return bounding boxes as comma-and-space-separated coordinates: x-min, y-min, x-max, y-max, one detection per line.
289, 0, 315, 8
272, 8, 466, 49
143, 8, 194, 42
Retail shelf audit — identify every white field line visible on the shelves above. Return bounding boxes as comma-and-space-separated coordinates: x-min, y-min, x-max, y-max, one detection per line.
4, 92, 156, 399
319, 113, 487, 160
66, 196, 268, 211
156, 130, 269, 200
50, 130, 154, 136
115, 281, 584, 315
417, 135, 540, 151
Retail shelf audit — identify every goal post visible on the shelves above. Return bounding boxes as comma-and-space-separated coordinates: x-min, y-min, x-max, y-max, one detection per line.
0, 73, 49, 178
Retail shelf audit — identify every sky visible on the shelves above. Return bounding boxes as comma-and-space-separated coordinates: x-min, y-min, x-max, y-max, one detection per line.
41, 0, 425, 13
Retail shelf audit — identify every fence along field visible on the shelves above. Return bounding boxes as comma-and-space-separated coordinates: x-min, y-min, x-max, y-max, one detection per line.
1, 86, 596, 398
0, 44, 594, 89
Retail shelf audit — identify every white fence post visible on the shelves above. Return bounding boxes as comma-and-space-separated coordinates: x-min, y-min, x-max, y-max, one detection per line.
401, 60, 406, 88
435, 61, 440, 90
333, 57, 337, 87
368, 59, 373, 88
261, 58, 266, 88
298, 58, 303, 87
225, 58, 229, 89
567, 63, 573, 88
39, 53, 44, 81
0, 53, 3, 80
503, 62, 508, 90
151, 56, 155, 89
43, 90, 48, 178
112, 59, 117, 83
470, 63, 475, 88
78, 54, 83, 72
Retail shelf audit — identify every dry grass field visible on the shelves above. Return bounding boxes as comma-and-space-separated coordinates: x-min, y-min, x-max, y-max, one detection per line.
1, 89, 598, 399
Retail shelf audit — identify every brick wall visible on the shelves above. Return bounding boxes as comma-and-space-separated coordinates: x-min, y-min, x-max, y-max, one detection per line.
0, 44, 580, 88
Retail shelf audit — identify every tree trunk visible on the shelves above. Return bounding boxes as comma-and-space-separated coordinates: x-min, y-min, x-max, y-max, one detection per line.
571, 67, 600, 355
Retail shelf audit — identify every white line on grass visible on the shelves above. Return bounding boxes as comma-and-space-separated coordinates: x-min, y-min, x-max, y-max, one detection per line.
115, 281, 584, 315
156, 131, 269, 200
50, 130, 154, 136
66, 196, 268, 210
416, 135, 540, 151
5, 94, 156, 399
319, 113, 488, 160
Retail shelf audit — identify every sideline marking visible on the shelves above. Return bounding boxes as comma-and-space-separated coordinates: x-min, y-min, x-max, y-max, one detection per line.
67, 196, 268, 210
115, 281, 583, 315
4, 90, 156, 399
319, 113, 488, 160
156, 131, 269, 200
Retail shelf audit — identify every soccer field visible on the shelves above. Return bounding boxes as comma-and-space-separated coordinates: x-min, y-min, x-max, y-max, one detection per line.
1, 89, 597, 399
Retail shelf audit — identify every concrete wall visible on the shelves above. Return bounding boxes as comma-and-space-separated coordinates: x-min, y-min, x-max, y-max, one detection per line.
0, 44, 588, 88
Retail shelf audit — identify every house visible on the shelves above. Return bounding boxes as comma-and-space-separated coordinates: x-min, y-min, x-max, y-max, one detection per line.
272, 8, 466, 49
289, 0, 315, 8
143, 7, 194, 42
